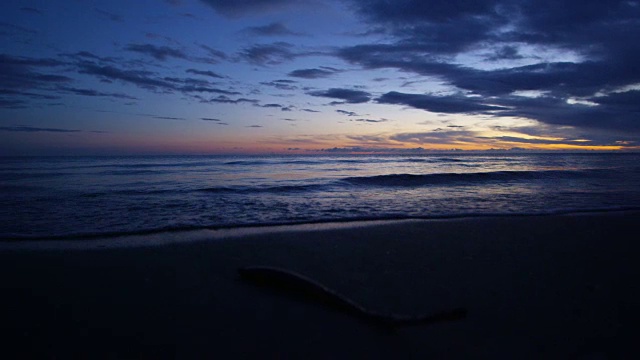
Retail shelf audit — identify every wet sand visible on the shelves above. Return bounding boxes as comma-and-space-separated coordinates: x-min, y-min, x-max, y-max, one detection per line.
1, 211, 639, 358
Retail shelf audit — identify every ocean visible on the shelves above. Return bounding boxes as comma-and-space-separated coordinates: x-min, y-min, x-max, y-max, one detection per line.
1, 153, 639, 240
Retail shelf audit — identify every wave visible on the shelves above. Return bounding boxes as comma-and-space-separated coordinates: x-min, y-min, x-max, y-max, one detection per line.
0, 172, 73, 180
4, 206, 639, 242
96, 169, 174, 176
223, 159, 366, 166
341, 169, 594, 187
198, 183, 328, 194
77, 169, 611, 198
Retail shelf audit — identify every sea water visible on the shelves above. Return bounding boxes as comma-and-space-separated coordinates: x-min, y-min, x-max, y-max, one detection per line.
1, 153, 639, 240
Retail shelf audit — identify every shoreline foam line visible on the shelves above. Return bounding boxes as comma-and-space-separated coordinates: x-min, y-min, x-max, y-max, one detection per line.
1, 209, 639, 251
3, 206, 640, 243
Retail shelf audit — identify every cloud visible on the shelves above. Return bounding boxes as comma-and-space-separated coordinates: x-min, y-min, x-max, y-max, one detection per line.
203, 95, 259, 104
125, 44, 187, 61
337, 0, 640, 133
186, 68, 224, 79
352, 118, 388, 123
0, 54, 70, 107
301, 108, 320, 113
491, 93, 640, 132
20, 7, 42, 15
0, 89, 59, 100
199, 0, 297, 17
0, 99, 27, 108
0, 125, 81, 133
201, 117, 222, 121
389, 129, 483, 145
239, 42, 297, 65
336, 109, 359, 116
247, 124, 263, 128
319, 146, 433, 153
486, 45, 524, 61
308, 88, 371, 104
78, 63, 175, 90
62, 51, 116, 63
59, 86, 137, 100
95, 8, 123, 22
260, 79, 298, 90
242, 22, 303, 36
198, 45, 228, 64
377, 91, 506, 113
154, 116, 185, 120
288, 67, 340, 79
0, 22, 37, 36
77, 62, 239, 96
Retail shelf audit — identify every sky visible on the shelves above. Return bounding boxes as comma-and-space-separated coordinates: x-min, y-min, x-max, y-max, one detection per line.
1, 0, 640, 155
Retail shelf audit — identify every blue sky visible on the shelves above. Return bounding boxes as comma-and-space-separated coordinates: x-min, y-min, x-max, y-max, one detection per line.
1, 0, 640, 155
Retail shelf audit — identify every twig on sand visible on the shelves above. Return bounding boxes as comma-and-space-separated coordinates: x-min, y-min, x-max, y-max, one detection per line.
238, 266, 467, 328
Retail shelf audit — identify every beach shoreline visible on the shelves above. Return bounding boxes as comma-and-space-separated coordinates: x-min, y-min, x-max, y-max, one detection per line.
2, 211, 639, 358
2, 208, 638, 250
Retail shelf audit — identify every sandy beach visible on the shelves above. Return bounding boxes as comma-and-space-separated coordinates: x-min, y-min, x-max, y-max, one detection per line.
1, 211, 639, 359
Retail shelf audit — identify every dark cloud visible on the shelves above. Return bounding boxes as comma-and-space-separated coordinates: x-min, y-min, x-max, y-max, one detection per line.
95, 8, 123, 22
256, 103, 294, 111
203, 95, 259, 104
62, 51, 116, 63
308, 88, 371, 104
20, 7, 42, 15
492, 93, 640, 132
247, 125, 263, 128
239, 42, 296, 65
0, 54, 70, 107
377, 91, 505, 113
339, 0, 640, 133
198, 45, 228, 64
352, 118, 388, 123
483, 136, 585, 146
0, 89, 59, 100
125, 44, 187, 61
0, 99, 27, 108
201, 117, 222, 121
260, 79, 298, 90
199, 0, 297, 17
186, 68, 224, 79
487, 45, 524, 61
301, 108, 320, 113
349, 0, 503, 24
288, 67, 340, 79
78, 63, 176, 90
1, 54, 64, 68
336, 109, 359, 116
319, 146, 432, 154
78, 62, 239, 96
0, 125, 81, 133
0, 22, 37, 37
390, 129, 483, 145
242, 22, 302, 36
154, 116, 186, 120
590, 90, 640, 111
59, 86, 137, 100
